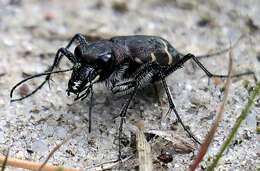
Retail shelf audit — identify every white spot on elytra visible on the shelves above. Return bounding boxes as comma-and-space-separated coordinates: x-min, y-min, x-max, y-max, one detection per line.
160, 39, 173, 65
151, 52, 156, 62
135, 57, 143, 64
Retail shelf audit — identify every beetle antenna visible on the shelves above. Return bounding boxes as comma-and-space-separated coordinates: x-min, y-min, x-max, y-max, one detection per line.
10, 68, 73, 102
10, 45, 78, 103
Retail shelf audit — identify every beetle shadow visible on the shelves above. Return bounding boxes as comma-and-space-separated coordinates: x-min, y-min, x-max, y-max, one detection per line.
66, 82, 165, 126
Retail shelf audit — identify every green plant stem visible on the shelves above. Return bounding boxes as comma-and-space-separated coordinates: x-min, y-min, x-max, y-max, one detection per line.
207, 81, 260, 171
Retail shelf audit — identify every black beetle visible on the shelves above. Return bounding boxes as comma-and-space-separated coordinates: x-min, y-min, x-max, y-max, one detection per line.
10, 34, 255, 159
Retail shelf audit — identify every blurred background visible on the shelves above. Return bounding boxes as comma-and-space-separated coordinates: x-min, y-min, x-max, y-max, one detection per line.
0, 0, 259, 170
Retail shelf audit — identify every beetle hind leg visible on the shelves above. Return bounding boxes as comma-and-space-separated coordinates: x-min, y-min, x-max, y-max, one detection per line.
158, 67, 201, 144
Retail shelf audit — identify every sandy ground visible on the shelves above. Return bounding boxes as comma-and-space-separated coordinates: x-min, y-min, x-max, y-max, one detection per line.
0, 0, 260, 170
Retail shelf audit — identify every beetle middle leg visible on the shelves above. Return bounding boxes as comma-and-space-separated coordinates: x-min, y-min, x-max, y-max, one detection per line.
117, 83, 139, 160
115, 64, 157, 160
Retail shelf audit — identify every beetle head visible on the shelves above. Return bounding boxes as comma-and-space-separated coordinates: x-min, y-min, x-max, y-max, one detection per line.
67, 41, 115, 98
67, 63, 99, 96
74, 42, 115, 79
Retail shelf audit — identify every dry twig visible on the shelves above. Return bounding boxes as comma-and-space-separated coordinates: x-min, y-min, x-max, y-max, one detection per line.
86, 155, 134, 171
0, 155, 82, 171
147, 130, 195, 153
0, 149, 9, 171
38, 128, 82, 171
136, 121, 153, 171
189, 47, 233, 171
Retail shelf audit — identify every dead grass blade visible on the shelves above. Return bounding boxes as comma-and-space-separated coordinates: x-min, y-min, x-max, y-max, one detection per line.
147, 130, 195, 153
38, 128, 82, 171
1, 149, 9, 171
136, 121, 153, 171
86, 155, 134, 171
207, 83, 260, 170
189, 49, 233, 171
0, 155, 82, 171
0, 128, 83, 171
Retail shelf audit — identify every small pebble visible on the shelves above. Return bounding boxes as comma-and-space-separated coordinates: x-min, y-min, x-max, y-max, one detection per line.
197, 17, 212, 27
26, 149, 34, 154
174, 163, 180, 168
246, 18, 259, 33
0, 131, 5, 143
112, 0, 128, 13
65, 149, 75, 156
44, 12, 55, 21
256, 127, 260, 134
242, 130, 251, 140
257, 53, 260, 62
46, 118, 58, 126
190, 91, 211, 106
31, 139, 49, 154
19, 84, 30, 97
3, 38, 14, 46
0, 73, 6, 77
16, 151, 25, 159
157, 152, 173, 164
241, 160, 247, 166
0, 97, 5, 107
55, 127, 67, 138
43, 126, 54, 137
246, 112, 256, 130
185, 83, 192, 91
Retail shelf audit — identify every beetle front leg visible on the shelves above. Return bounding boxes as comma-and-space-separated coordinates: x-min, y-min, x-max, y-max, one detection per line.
65, 33, 89, 49
111, 63, 158, 96
111, 79, 136, 95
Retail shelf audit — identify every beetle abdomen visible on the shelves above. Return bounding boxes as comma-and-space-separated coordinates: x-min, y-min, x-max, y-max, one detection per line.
111, 35, 180, 66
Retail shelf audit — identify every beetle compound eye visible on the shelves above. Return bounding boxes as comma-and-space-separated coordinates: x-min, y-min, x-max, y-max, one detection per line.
95, 53, 113, 68
99, 53, 111, 61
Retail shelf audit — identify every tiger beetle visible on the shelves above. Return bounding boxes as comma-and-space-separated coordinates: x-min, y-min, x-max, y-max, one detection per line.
10, 34, 256, 160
